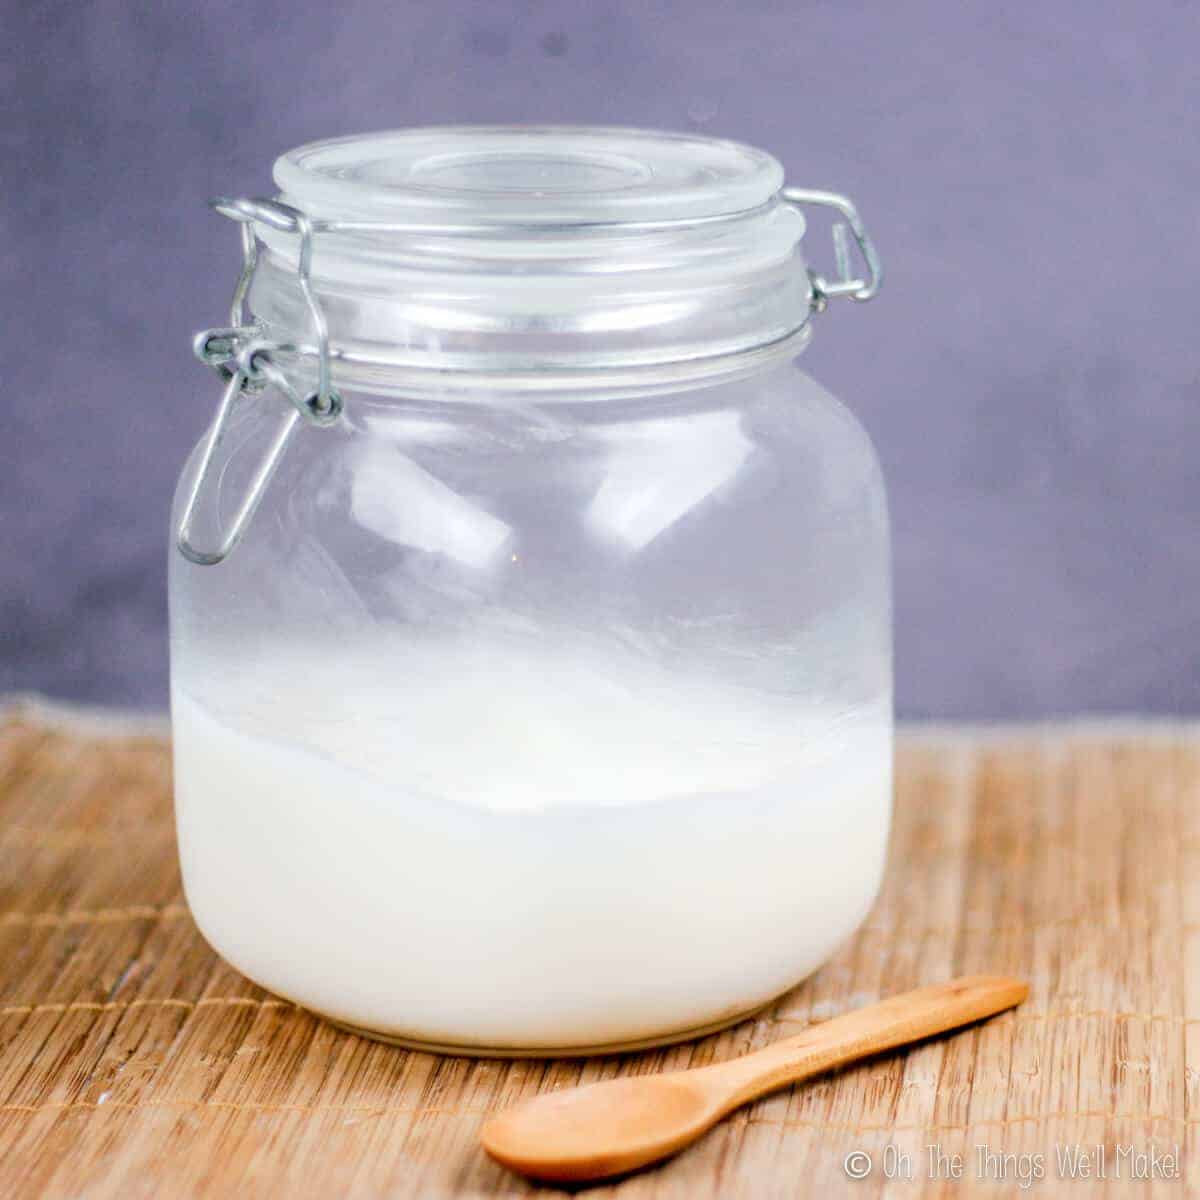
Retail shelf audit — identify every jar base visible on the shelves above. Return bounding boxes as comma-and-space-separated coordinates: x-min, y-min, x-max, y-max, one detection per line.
322, 1000, 775, 1059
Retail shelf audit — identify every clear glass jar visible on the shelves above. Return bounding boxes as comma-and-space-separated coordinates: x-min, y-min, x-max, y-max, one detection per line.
169, 127, 891, 1055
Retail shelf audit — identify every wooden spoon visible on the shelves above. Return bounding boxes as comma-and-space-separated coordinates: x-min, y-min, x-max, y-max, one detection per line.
481, 974, 1027, 1183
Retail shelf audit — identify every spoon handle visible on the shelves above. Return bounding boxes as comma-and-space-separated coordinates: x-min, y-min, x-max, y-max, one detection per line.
705, 975, 1028, 1110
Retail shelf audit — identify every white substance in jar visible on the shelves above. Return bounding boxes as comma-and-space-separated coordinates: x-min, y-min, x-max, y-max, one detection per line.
172, 635, 891, 1051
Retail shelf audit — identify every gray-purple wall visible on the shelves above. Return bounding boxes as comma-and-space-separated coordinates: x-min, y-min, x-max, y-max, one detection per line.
4, 0, 1198, 718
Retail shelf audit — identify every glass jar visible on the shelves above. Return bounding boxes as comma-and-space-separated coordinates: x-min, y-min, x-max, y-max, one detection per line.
169, 127, 891, 1055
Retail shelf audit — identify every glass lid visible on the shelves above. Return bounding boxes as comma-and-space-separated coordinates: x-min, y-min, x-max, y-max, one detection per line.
272, 125, 785, 226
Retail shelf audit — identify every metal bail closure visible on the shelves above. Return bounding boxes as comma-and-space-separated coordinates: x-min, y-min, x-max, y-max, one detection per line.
175, 368, 294, 566
177, 197, 344, 566
177, 182, 879, 564
781, 188, 883, 313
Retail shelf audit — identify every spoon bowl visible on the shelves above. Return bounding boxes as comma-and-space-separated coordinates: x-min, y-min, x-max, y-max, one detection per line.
481, 1074, 719, 1182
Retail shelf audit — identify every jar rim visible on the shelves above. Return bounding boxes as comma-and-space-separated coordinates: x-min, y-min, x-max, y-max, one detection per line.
248, 126, 814, 395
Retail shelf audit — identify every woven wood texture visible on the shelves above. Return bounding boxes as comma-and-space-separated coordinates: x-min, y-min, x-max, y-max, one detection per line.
0, 708, 1196, 1197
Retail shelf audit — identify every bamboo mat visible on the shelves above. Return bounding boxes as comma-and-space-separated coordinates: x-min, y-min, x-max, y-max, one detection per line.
0, 704, 1197, 1198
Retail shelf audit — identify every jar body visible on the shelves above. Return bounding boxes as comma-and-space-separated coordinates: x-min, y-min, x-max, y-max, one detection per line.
169, 361, 891, 1053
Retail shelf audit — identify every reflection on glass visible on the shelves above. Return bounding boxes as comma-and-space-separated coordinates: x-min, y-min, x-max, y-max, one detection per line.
351, 444, 513, 569
587, 410, 754, 551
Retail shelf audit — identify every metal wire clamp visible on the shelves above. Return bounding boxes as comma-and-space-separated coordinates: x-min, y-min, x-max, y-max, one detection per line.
782, 188, 883, 312
178, 187, 881, 565
178, 199, 343, 566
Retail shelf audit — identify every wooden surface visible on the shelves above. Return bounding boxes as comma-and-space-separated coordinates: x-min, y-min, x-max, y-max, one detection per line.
0, 706, 1196, 1197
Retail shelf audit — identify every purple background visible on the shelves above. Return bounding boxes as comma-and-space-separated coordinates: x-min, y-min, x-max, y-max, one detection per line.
4, 1, 1198, 717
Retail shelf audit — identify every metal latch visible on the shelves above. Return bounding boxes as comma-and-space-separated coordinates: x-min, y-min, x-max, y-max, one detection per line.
176, 199, 343, 566
782, 188, 883, 312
